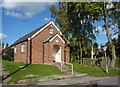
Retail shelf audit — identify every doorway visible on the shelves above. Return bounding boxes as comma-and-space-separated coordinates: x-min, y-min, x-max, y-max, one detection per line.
53, 45, 61, 62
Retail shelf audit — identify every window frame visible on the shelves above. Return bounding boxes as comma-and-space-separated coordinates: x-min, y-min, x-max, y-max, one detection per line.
21, 44, 25, 53
49, 29, 53, 34
14, 47, 17, 54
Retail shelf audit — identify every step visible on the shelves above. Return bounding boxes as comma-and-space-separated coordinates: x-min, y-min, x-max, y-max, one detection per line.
3, 76, 12, 83
2, 71, 9, 76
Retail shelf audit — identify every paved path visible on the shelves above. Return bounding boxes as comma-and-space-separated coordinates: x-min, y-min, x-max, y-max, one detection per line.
81, 75, 119, 86
0, 58, 2, 86
1, 60, 12, 83
37, 75, 110, 85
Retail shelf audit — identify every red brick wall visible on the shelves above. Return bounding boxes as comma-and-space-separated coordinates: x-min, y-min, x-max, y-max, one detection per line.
31, 24, 60, 64
44, 42, 50, 64
48, 36, 65, 64
13, 41, 27, 63
13, 23, 70, 64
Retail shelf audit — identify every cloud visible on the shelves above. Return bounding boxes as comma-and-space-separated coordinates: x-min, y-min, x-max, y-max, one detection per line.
1, 0, 55, 18
111, 33, 118, 39
43, 17, 51, 22
94, 26, 106, 36
0, 33, 7, 40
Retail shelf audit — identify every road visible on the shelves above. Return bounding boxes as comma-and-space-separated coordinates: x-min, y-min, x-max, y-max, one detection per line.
79, 75, 119, 86
37, 75, 119, 86
37, 75, 110, 85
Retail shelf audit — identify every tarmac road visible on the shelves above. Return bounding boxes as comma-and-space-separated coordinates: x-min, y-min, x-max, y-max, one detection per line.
79, 75, 119, 86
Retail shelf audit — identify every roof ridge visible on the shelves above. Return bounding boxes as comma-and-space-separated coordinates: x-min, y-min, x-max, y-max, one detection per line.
10, 21, 51, 47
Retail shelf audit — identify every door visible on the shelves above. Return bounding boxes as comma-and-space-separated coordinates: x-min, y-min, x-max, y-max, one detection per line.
55, 46, 61, 62
53, 45, 61, 62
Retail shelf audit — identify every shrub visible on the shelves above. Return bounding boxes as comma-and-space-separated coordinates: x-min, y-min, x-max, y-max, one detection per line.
2, 47, 14, 61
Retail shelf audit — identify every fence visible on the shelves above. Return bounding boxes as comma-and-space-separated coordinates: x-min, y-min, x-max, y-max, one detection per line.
81, 57, 109, 67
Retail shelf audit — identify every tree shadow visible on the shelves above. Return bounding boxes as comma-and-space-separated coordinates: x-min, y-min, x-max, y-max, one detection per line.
99, 66, 106, 73
2, 64, 30, 82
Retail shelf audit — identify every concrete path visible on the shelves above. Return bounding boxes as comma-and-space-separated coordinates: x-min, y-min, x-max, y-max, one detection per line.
0, 58, 2, 86
37, 75, 110, 85
1, 62, 12, 83
80, 75, 119, 86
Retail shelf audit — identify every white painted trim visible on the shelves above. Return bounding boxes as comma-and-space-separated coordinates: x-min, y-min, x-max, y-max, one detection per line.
29, 21, 62, 40
51, 22, 62, 35
49, 34, 65, 43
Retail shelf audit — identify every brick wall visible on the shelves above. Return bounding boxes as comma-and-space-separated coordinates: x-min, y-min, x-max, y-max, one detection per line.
31, 24, 60, 64
13, 41, 27, 63
13, 23, 70, 64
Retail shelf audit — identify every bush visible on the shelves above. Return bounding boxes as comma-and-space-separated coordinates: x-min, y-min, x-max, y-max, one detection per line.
2, 47, 14, 61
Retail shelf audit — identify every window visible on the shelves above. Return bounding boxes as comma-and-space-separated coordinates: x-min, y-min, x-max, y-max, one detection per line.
21, 44, 25, 52
49, 29, 53, 34
14, 47, 17, 53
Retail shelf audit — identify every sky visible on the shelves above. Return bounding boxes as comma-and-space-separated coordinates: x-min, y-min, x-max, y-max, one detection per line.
0, 0, 118, 47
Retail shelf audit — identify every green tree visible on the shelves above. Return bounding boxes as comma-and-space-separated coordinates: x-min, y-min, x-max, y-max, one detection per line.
50, 2, 99, 64
5, 43, 9, 49
2, 41, 5, 48
2, 47, 14, 61
97, 1, 119, 68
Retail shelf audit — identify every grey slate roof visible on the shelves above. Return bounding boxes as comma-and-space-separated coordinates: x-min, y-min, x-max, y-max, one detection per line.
10, 22, 49, 47
43, 34, 56, 43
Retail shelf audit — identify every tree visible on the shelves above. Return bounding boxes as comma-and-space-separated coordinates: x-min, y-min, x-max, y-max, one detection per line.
5, 43, 9, 49
2, 41, 5, 49
97, 1, 119, 68
49, 2, 99, 64
49, 1, 119, 68
2, 47, 14, 61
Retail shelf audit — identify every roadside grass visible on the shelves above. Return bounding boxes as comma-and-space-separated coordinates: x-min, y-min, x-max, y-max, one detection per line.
66, 62, 120, 77
115, 57, 120, 68
2, 60, 66, 83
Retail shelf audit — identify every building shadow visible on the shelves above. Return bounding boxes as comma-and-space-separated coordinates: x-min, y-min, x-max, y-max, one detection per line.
2, 64, 30, 82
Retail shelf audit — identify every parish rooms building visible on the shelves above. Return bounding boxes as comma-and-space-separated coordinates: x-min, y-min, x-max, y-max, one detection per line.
10, 21, 70, 64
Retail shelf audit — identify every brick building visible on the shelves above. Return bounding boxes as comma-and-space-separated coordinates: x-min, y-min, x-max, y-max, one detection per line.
10, 21, 70, 64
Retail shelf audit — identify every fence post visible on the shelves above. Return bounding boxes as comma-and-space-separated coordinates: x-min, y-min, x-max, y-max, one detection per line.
72, 64, 73, 74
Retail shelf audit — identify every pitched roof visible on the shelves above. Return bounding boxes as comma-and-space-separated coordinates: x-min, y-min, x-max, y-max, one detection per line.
43, 34, 56, 43
44, 34, 65, 43
10, 22, 50, 47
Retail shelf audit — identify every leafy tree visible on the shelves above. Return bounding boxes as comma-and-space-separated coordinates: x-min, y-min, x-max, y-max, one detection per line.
96, 1, 120, 68
49, 1, 120, 68
5, 43, 9, 49
2, 47, 14, 61
50, 2, 99, 64
2, 41, 5, 49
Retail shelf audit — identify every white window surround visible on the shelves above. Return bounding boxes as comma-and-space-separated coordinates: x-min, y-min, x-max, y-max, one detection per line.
50, 29, 53, 34
21, 44, 25, 52
14, 47, 17, 53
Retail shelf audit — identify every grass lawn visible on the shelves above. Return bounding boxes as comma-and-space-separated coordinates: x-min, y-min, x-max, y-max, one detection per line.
115, 57, 120, 68
2, 60, 66, 83
66, 62, 120, 77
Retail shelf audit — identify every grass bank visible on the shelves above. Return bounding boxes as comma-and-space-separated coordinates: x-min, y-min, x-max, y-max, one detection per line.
2, 60, 66, 83
66, 62, 120, 77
